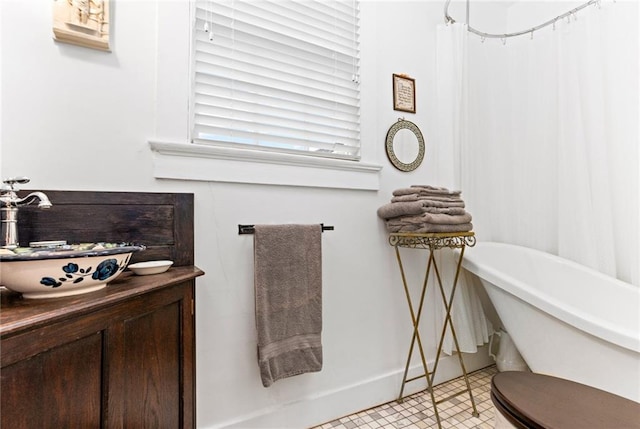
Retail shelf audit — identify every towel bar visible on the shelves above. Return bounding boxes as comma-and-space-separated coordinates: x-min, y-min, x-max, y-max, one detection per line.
238, 224, 334, 235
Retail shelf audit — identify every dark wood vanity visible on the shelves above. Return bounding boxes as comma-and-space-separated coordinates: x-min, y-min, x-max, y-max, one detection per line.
0, 191, 203, 428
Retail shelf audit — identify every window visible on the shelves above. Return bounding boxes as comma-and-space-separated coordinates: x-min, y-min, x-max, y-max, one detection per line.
191, 0, 361, 160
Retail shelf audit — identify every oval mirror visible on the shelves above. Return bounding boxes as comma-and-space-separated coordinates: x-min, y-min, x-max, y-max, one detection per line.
385, 119, 425, 172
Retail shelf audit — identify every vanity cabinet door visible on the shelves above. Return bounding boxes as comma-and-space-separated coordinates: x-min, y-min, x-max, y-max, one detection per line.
105, 279, 196, 429
1, 332, 103, 429
1, 277, 196, 429
122, 301, 182, 427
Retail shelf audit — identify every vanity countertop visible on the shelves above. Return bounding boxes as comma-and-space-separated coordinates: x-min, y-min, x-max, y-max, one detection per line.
1, 265, 204, 337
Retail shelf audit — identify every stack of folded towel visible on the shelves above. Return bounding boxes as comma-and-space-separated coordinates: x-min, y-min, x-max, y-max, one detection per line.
377, 185, 473, 233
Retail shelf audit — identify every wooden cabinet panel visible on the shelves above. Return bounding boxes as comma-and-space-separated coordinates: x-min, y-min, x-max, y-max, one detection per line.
18, 191, 195, 266
1, 333, 103, 429
123, 302, 181, 428
1, 268, 202, 429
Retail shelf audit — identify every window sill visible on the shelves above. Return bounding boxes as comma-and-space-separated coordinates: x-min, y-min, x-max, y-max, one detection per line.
149, 140, 382, 190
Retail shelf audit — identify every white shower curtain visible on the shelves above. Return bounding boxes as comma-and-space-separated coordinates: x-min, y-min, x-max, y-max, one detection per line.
431, 23, 493, 355
438, 1, 639, 287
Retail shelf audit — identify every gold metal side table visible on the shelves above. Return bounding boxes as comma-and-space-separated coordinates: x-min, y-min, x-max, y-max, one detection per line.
389, 231, 478, 429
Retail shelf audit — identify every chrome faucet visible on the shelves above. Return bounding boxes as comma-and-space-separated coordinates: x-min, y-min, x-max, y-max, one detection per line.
1, 177, 52, 249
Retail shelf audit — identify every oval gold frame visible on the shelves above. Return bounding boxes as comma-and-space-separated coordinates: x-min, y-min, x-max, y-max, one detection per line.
385, 119, 425, 172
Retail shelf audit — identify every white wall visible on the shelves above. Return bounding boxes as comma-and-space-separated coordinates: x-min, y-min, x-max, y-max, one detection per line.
0, 1, 494, 428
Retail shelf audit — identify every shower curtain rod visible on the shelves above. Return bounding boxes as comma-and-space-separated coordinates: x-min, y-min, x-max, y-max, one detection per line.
444, 0, 600, 40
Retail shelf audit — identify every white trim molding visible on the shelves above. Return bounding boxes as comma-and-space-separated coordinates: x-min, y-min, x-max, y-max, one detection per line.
149, 140, 382, 190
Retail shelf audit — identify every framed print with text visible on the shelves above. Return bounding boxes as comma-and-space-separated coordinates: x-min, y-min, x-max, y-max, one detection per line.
392, 74, 416, 113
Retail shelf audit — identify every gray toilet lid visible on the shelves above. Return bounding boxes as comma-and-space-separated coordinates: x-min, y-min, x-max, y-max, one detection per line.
491, 371, 640, 429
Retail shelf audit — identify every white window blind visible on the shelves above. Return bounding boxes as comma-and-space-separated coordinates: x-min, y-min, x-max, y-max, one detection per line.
191, 0, 361, 160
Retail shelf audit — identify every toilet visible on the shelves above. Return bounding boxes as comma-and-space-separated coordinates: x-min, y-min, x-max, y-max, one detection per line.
491, 371, 640, 429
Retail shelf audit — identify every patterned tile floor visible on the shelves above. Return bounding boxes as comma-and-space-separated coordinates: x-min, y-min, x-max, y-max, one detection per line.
312, 365, 498, 429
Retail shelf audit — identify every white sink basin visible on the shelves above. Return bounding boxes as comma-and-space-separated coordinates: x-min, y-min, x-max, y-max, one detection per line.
0, 243, 144, 299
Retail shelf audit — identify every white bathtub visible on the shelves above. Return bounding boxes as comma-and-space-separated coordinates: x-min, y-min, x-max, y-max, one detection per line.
461, 242, 640, 402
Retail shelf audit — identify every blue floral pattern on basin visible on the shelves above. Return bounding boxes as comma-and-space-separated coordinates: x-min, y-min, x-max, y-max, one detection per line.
40, 255, 130, 289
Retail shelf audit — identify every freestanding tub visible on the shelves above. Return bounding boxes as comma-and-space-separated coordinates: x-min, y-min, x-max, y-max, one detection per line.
461, 242, 640, 403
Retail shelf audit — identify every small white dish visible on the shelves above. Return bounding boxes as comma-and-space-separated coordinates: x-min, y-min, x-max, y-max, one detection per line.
128, 260, 173, 276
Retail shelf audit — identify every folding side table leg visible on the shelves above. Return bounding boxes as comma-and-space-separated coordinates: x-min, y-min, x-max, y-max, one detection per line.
394, 246, 443, 428
430, 246, 480, 418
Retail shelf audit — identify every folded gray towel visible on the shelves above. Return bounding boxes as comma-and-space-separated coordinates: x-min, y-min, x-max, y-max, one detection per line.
419, 198, 466, 208
378, 202, 467, 219
411, 185, 462, 196
254, 224, 323, 387
386, 222, 473, 233
422, 206, 467, 215
419, 194, 463, 201
391, 193, 464, 204
391, 194, 419, 202
424, 212, 471, 224
376, 201, 425, 219
387, 211, 472, 226
390, 195, 466, 208
392, 188, 429, 197
393, 186, 461, 197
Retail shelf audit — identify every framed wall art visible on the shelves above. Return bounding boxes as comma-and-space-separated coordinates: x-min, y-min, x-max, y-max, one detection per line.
53, 0, 111, 51
392, 74, 416, 114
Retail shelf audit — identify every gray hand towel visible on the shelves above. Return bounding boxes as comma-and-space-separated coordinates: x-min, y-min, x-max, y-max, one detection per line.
411, 185, 462, 196
376, 201, 425, 219
393, 186, 461, 197
417, 195, 465, 203
386, 221, 473, 233
417, 198, 466, 208
386, 212, 471, 226
422, 206, 467, 215
391, 194, 420, 202
253, 224, 323, 387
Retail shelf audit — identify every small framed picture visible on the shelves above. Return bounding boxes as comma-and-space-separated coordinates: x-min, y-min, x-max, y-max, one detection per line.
393, 74, 416, 114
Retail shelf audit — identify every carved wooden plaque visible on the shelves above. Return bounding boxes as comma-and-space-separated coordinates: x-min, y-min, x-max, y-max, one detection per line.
53, 0, 110, 51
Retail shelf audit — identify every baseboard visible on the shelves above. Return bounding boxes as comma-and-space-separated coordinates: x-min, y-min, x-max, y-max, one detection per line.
206, 346, 493, 429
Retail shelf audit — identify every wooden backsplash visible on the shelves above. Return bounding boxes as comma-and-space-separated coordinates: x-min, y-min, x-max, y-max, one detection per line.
17, 191, 194, 266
